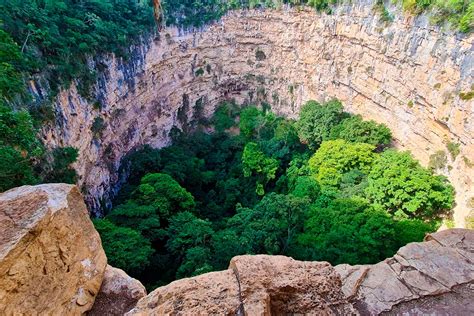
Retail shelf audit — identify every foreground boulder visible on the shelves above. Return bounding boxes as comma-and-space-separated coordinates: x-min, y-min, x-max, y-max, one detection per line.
88, 265, 147, 315
127, 255, 357, 315
0, 184, 107, 315
128, 229, 474, 315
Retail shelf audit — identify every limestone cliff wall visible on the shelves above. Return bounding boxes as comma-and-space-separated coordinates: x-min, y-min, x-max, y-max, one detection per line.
39, 1, 473, 225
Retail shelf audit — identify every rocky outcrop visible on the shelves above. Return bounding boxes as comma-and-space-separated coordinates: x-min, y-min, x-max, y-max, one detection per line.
0, 184, 107, 315
336, 228, 474, 314
88, 265, 147, 316
127, 229, 474, 315
127, 255, 356, 315
39, 1, 474, 227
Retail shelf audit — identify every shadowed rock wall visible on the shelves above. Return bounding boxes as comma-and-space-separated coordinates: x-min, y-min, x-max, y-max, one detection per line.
39, 1, 473, 225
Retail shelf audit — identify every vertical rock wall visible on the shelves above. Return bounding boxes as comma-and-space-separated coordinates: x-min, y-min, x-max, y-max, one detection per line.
39, 2, 473, 225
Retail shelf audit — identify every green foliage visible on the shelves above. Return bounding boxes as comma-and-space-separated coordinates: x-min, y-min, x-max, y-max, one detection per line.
0, 29, 25, 99
134, 173, 195, 217
295, 100, 344, 149
107, 201, 162, 242
211, 103, 237, 132
298, 199, 398, 265
93, 219, 154, 274
166, 211, 214, 257
224, 193, 309, 256
242, 142, 279, 194
0, 145, 37, 191
365, 150, 455, 220
41, 147, 78, 184
446, 141, 461, 159
308, 140, 376, 191
399, 0, 474, 33
0, 0, 154, 94
329, 115, 392, 147
429, 150, 447, 170
101, 100, 453, 288
239, 106, 267, 139
91, 117, 105, 138
195, 68, 204, 76
374, 1, 394, 22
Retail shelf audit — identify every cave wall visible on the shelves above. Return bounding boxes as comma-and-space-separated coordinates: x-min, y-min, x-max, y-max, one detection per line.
39, 1, 473, 226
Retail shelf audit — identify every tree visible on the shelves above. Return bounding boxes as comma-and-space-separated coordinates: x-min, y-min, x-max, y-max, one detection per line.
223, 193, 308, 255
0, 29, 25, 98
308, 140, 376, 191
93, 219, 154, 275
0, 145, 36, 191
176, 246, 214, 278
107, 201, 163, 242
239, 106, 272, 139
365, 150, 455, 220
297, 199, 398, 265
133, 173, 195, 217
329, 115, 392, 147
41, 147, 78, 184
242, 142, 279, 195
166, 211, 214, 278
295, 100, 344, 149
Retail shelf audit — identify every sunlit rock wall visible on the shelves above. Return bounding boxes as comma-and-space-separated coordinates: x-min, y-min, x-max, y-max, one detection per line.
39, 1, 473, 225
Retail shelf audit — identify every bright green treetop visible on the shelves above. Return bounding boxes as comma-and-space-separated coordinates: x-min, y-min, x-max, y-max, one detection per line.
365, 150, 455, 220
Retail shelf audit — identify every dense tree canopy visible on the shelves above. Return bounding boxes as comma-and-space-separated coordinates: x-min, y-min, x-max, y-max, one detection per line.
93, 100, 454, 290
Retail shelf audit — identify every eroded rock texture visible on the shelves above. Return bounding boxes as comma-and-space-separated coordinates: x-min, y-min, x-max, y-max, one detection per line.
0, 184, 107, 315
336, 229, 474, 315
127, 255, 356, 315
88, 265, 147, 316
37, 1, 474, 226
127, 229, 474, 315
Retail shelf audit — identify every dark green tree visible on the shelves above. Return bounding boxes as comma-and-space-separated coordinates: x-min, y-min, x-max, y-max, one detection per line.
298, 199, 398, 265
329, 115, 392, 147
93, 219, 154, 275
295, 100, 344, 149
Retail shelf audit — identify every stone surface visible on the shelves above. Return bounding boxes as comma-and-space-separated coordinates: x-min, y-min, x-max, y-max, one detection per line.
88, 265, 147, 316
127, 269, 242, 315
335, 229, 474, 315
127, 255, 355, 315
37, 1, 474, 227
0, 184, 107, 315
128, 230, 473, 315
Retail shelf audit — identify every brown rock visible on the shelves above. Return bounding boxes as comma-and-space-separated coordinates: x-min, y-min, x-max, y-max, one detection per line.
336, 228, 474, 315
88, 265, 147, 316
0, 184, 107, 315
229, 255, 355, 315
127, 269, 242, 315
128, 255, 355, 315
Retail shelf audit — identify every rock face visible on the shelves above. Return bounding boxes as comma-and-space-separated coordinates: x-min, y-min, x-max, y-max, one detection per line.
336, 228, 474, 314
37, 1, 474, 226
127, 229, 474, 315
127, 255, 356, 315
0, 184, 107, 315
88, 265, 147, 316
